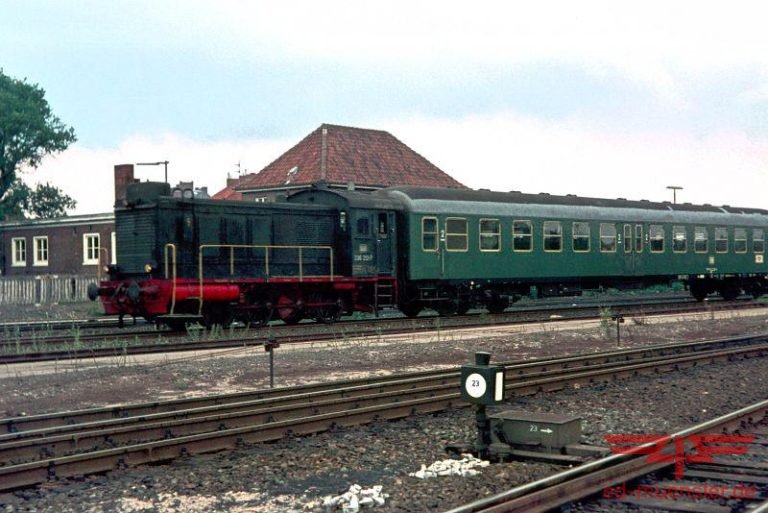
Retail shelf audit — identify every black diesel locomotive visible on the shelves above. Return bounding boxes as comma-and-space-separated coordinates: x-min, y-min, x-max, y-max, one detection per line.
90, 180, 768, 328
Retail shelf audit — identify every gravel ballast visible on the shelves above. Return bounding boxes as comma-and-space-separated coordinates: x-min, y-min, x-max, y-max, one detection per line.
1, 310, 767, 512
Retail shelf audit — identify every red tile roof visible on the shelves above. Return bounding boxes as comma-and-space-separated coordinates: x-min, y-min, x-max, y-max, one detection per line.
212, 124, 466, 199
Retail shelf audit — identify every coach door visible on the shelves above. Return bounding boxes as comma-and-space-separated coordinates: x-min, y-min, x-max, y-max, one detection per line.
376, 211, 395, 276
622, 224, 643, 275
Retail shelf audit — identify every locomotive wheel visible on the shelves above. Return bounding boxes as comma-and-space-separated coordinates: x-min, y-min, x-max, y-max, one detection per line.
202, 304, 233, 329
275, 295, 304, 325
314, 308, 341, 324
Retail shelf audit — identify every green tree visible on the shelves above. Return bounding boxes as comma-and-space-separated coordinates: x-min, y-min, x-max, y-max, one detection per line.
29, 181, 77, 218
0, 69, 77, 219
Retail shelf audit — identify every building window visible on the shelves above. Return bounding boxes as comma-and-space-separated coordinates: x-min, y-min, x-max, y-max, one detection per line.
11, 238, 26, 266
572, 222, 590, 252
753, 229, 765, 254
83, 233, 101, 265
600, 223, 617, 252
650, 225, 665, 253
734, 228, 747, 254
33, 236, 49, 266
715, 227, 728, 253
422, 217, 438, 252
479, 219, 501, 252
254, 196, 268, 203
672, 226, 687, 253
694, 227, 708, 253
512, 220, 533, 252
445, 218, 468, 251
543, 221, 562, 252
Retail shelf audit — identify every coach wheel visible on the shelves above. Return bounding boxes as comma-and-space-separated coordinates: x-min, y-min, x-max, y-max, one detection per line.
718, 283, 741, 301
399, 301, 423, 318
486, 296, 509, 314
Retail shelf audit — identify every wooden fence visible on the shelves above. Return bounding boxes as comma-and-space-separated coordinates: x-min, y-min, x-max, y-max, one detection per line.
0, 275, 96, 305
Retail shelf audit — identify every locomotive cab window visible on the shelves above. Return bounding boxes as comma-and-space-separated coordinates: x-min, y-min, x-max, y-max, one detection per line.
649, 225, 664, 253
672, 226, 687, 253
422, 217, 438, 252
734, 228, 747, 253
479, 219, 501, 252
600, 223, 617, 252
512, 220, 533, 252
694, 227, 708, 253
543, 221, 562, 252
753, 229, 765, 254
445, 218, 468, 252
572, 222, 590, 252
715, 227, 728, 253
357, 217, 370, 236
378, 213, 388, 237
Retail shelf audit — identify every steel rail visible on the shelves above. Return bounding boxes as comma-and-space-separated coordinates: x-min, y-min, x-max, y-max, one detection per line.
443, 399, 768, 513
3, 332, 767, 434
1, 295, 756, 363
0, 342, 766, 491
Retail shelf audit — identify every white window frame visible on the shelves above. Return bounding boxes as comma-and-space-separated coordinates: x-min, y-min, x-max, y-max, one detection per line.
33, 236, 49, 266
83, 233, 101, 265
11, 237, 26, 267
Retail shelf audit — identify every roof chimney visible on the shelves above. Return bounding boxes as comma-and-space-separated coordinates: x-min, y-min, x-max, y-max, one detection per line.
320, 127, 328, 181
114, 164, 137, 207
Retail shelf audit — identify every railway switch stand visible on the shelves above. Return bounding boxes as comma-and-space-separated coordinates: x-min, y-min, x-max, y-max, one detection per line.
456, 352, 505, 459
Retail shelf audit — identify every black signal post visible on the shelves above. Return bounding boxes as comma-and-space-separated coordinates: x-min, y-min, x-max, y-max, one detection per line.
460, 352, 505, 457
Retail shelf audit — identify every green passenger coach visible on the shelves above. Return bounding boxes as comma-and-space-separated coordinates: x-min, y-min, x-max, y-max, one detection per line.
378, 187, 768, 316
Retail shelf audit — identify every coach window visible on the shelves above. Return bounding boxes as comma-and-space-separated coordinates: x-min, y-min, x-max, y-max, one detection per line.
572, 222, 590, 252
734, 228, 747, 254
543, 221, 562, 252
600, 223, 617, 252
694, 227, 708, 253
672, 226, 687, 253
479, 219, 501, 252
649, 225, 665, 253
445, 218, 468, 251
512, 220, 533, 252
635, 225, 644, 253
715, 227, 728, 253
753, 228, 765, 254
422, 217, 438, 252
33, 236, 49, 266
11, 237, 26, 267
83, 233, 100, 265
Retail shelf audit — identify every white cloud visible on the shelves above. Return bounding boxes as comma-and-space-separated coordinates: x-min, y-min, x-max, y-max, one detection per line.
23, 134, 291, 215
26, 113, 768, 216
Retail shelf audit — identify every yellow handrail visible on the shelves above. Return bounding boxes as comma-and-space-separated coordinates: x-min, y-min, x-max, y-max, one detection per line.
195, 244, 335, 315
164, 243, 177, 314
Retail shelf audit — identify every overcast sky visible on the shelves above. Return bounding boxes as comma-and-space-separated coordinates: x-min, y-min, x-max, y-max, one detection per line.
2, 1, 767, 214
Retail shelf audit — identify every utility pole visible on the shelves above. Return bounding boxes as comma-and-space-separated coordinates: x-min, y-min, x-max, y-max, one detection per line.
666, 185, 683, 204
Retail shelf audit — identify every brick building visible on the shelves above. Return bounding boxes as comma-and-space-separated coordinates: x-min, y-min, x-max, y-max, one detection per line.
214, 123, 466, 201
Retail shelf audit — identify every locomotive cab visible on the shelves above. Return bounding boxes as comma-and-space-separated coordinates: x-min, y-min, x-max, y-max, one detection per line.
287, 187, 399, 279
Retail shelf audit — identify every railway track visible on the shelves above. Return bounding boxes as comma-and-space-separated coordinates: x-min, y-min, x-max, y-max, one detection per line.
0, 296, 760, 365
445, 399, 768, 513
1, 333, 767, 492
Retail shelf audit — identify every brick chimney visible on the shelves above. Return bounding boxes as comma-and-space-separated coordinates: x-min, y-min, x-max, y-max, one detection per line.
114, 164, 137, 207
